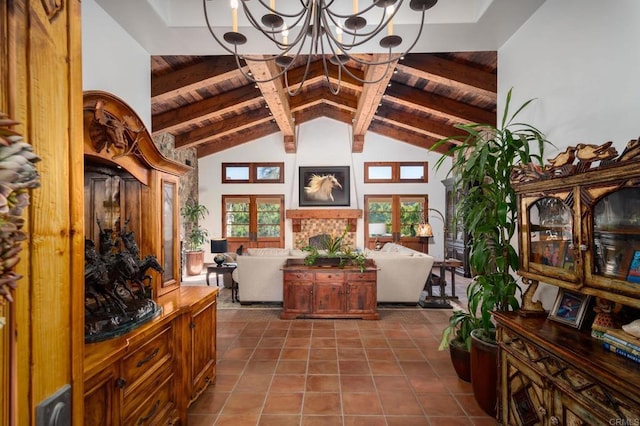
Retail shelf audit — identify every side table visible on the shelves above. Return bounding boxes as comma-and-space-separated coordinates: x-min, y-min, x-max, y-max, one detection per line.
205, 264, 239, 303
419, 258, 463, 309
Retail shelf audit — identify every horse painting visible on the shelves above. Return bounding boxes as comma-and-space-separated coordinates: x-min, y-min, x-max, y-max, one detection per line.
304, 174, 342, 201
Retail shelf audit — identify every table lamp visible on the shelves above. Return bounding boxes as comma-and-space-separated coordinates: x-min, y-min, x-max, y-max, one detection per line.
210, 238, 228, 267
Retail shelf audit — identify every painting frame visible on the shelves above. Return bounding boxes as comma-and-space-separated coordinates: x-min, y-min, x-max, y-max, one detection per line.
299, 166, 350, 207
548, 289, 591, 329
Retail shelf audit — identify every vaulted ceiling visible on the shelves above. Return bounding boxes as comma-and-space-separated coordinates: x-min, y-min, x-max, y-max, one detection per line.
151, 51, 497, 158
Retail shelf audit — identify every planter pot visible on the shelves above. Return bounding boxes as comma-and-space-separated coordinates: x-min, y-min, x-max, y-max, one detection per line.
185, 250, 204, 276
449, 342, 471, 382
470, 328, 498, 417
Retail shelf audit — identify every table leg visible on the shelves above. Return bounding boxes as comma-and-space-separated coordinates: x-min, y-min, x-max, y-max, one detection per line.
231, 280, 239, 303
206, 268, 212, 286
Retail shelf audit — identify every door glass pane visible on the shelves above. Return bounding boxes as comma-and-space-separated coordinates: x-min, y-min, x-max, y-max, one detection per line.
225, 197, 250, 237
593, 188, 640, 281
162, 181, 175, 282
529, 197, 573, 270
367, 197, 392, 236
257, 197, 281, 238
400, 197, 425, 237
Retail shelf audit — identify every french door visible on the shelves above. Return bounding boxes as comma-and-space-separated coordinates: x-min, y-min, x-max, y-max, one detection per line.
222, 195, 284, 252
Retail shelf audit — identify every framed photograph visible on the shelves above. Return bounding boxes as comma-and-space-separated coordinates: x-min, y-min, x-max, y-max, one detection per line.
627, 250, 640, 283
548, 289, 591, 329
299, 166, 350, 207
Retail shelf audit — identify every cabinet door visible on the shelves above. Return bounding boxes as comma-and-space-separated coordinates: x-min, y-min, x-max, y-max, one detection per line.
189, 296, 216, 403
346, 282, 376, 314
520, 194, 580, 285
586, 187, 640, 297
314, 282, 344, 314
160, 178, 180, 296
500, 351, 547, 426
283, 281, 314, 314
84, 365, 120, 426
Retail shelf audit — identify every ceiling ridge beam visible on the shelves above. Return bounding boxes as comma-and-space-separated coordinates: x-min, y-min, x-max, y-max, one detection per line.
351, 55, 399, 152
246, 56, 297, 152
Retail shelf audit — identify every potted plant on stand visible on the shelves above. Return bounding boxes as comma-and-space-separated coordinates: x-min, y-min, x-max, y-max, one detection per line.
181, 200, 209, 276
433, 88, 549, 417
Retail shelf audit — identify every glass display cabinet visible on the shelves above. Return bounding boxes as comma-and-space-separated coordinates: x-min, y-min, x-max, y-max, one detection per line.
514, 145, 640, 306
495, 141, 640, 426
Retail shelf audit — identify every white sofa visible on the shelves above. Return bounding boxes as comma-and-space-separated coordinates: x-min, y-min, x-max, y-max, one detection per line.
364, 243, 435, 304
234, 248, 306, 304
234, 244, 434, 305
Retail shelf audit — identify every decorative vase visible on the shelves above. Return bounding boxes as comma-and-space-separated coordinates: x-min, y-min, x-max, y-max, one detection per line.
186, 250, 205, 275
470, 328, 498, 417
449, 342, 471, 382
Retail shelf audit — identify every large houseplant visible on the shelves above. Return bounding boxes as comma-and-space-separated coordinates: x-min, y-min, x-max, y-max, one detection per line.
433, 88, 549, 415
180, 200, 209, 276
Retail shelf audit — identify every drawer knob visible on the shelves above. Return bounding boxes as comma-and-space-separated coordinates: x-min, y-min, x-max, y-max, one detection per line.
537, 406, 546, 416
115, 377, 126, 389
550, 416, 559, 425
136, 347, 159, 368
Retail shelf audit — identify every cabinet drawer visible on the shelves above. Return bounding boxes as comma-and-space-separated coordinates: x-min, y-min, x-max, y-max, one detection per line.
121, 323, 173, 394
315, 271, 345, 282
123, 365, 177, 425
284, 271, 314, 281
346, 271, 376, 281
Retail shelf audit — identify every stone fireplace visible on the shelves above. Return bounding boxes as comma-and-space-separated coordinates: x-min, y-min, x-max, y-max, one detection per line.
286, 209, 362, 250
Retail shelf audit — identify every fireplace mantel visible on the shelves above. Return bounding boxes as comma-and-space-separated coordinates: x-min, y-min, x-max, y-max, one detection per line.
286, 209, 362, 232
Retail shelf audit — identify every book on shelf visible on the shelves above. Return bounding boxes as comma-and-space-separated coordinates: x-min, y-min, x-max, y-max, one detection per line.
593, 330, 640, 357
605, 328, 640, 352
602, 341, 640, 363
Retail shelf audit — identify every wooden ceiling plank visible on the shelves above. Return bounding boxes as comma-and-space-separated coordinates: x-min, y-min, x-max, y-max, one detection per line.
151, 56, 248, 103
384, 83, 495, 125
196, 121, 281, 157
374, 105, 467, 140
152, 84, 262, 133
174, 108, 273, 149
245, 56, 297, 151
285, 60, 364, 93
351, 55, 399, 152
397, 53, 497, 100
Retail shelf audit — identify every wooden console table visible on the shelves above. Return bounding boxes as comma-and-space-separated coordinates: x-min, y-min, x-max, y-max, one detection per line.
281, 259, 378, 320
419, 258, 462, 309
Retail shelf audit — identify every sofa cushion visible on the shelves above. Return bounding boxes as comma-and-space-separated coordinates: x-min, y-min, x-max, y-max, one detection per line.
246, 247, 291, 256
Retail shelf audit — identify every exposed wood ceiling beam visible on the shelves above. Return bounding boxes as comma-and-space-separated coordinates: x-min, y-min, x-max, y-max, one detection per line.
152, 84, 262, 133
374, 105, 464, 141
384, 83, 496, 125
246, 56, 297, 152
174, 107, 272, 149
352, 56, 398, 152
284, 60, 364, 93
152, 57, 247, 104
196, 121, 281, 157
397, 54, 497, 102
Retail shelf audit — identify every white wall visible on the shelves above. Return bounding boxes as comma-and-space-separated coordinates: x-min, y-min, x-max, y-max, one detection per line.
82, 0, 152, 129
198, 117, 452, 263
498, 0, 640, 307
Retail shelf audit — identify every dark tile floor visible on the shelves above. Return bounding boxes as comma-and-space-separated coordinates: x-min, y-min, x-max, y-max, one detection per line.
185, 273, 497, 426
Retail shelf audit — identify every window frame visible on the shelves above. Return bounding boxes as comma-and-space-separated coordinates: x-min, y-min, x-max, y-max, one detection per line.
364, 162, 428, 183
222, 162, 284, 184
222, 194, 285, 249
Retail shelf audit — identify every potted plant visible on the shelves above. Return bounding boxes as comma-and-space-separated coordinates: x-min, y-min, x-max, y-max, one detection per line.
438, 285, 483, 382
433, 88, 549, 416
181, 200, 209, 276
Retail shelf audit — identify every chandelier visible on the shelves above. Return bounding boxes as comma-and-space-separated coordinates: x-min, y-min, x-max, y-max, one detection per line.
203, 0, 438, 96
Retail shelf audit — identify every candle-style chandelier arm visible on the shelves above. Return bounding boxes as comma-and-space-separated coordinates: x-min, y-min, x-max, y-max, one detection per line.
203, 0, 438, 96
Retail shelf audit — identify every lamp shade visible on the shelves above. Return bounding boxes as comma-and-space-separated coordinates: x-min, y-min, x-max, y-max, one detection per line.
210, 239, 228, 254
368, 223, 387, 236
417, 223, 433, 237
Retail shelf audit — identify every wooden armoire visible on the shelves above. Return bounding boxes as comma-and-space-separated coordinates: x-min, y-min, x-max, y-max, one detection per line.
82, 91, 218, 425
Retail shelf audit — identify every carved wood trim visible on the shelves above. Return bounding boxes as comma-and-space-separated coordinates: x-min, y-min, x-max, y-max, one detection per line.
41, 0, 63, 20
